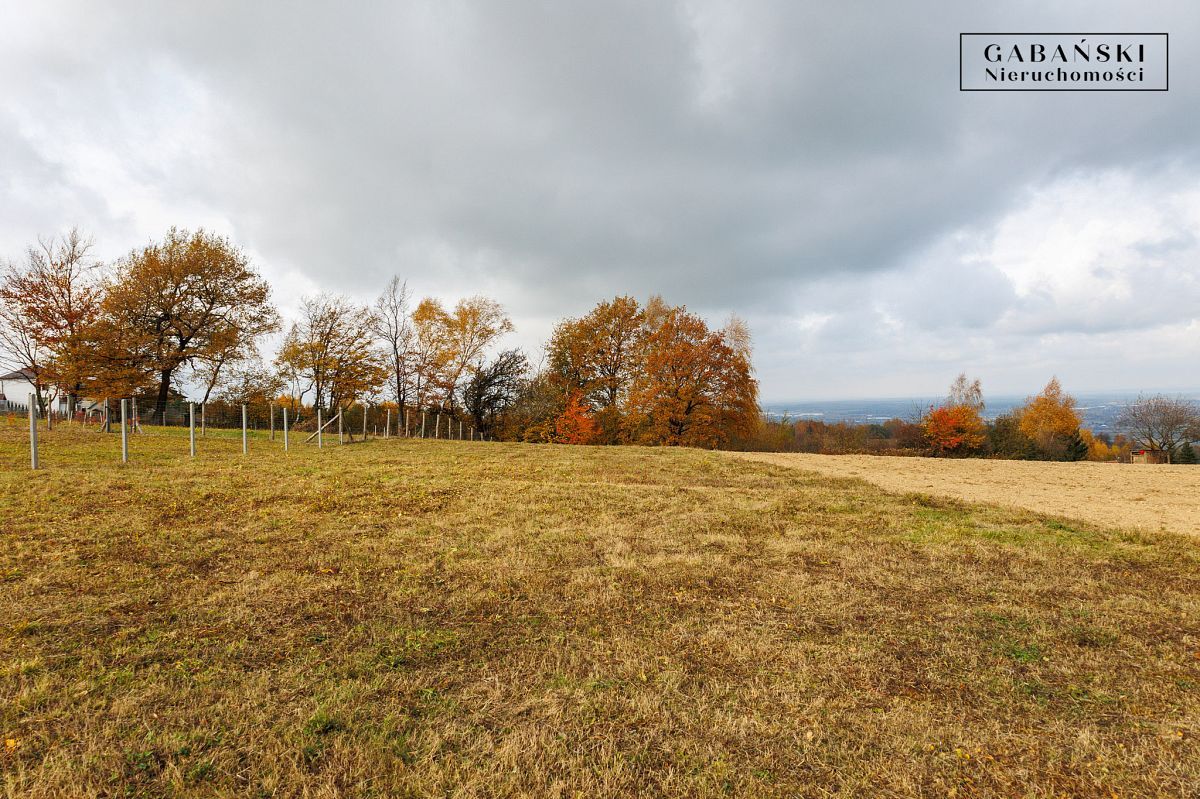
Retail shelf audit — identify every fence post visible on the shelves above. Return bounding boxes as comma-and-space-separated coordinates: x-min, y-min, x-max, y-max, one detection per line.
120, 399, 128, 463
242, 404, 248, 454
435, 413, 440, 439
104, 397, 110, 433
362, 403, 367, 440
189, 402, 196, 458
132, 398, 138, 433
386, 408, 391, 439
459, 420, 462, 440
28, 393, 38, 470
405, 409, 410, 437
270, 404, 275, 441
283, 406, 289, 452
201, 403, 206, 437
318, 408, 323, 449
45, 396, 52, 432
338, 410, 344, 444
421, 411, 426, 438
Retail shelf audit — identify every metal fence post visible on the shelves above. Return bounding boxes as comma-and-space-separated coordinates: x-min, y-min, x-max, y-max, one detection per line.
189, 402, 196, 457
270, 403, 275, 441
435, 413, 440, 439
242, 404, 248, 454
201, 403, 206, 437
28, 393, 38, 470
283, 406, 289, 452
120, 399, 128, 463
459, 420, 462, 440
318, 408, 323, 449
421, 411, 426, 438
338, 409, 344, 444
362, 403, 367, 439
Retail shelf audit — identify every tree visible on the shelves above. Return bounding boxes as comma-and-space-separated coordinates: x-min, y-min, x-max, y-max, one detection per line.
554, 390, 598, 444
462, 349, 528, 437
371, 276, 416, 411
923, 404, 987, 456
549, 296, 644, 406
547, 296, 645, 442
923, 374, 987, 456
947, 373, 985, 411
625, 307, 758, 447
0, 229, 104, 413
409, 298, 453, 410
1178, 441, 1198, 465
443, 296, 513, 407
1117, 394, 1200, 462
0, 280, 53, 413
275, 294, 384, 413
1018, 377, 1083, 460
216, 358, 286, 406
988, 412, 1037, 459
98, 228, 278, 412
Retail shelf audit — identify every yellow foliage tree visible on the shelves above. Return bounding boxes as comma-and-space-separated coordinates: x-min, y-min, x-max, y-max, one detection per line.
1018, 377, 1081, 456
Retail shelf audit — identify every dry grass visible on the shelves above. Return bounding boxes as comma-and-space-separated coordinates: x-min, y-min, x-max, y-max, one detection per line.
731, 452, 1200, 537
2, 425, 1199, 797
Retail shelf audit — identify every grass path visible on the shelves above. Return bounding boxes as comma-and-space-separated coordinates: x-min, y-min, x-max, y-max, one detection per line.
2, 427, 1199, 797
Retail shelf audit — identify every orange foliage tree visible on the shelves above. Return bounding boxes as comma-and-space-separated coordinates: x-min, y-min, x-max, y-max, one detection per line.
553, 390, 598, 444
625, 307, 758, 447
0, 229, 104, 412
922, 404, 986, 456
547, 295, 645, 443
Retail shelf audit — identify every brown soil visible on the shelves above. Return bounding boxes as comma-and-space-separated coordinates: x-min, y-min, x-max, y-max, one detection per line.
731, 452, 1200, 536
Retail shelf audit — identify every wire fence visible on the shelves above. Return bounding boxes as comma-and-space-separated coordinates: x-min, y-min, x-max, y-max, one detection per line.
8, 395, 489, 470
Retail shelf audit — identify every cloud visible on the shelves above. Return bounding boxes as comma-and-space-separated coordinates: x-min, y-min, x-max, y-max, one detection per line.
1, 1, 1198, 399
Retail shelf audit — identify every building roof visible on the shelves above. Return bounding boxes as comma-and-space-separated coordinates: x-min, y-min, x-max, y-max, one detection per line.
0, 368, 37, 381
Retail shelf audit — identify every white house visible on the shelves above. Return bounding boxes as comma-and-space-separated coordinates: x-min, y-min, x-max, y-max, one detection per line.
0, 368, 41, 410
0, 369, 101, 415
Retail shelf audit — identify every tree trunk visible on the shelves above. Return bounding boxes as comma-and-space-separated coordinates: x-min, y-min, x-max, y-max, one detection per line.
157, 368, 173, 418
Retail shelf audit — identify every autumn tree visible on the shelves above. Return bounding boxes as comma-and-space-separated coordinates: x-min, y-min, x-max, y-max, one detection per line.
443, 296, 513, 407
1116, 394, 1200, 462
1018, 377, 1083, 460
216, 358, 286, 406
275, 294, 385, 414
554, 390, 598, 444
97, 228, 278, 413
548, 295, 644, 442
0, 229, 104, 413
625, 307, 758, 447
923, 374, 986, 456
409, 298, 453, 410
922, 405, 987, 456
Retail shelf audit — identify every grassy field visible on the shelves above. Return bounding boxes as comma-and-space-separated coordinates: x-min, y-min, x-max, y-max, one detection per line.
2, 425, 1199, 797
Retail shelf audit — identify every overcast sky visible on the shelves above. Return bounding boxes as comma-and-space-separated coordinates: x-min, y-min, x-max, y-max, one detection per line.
2, 1, 1198, 401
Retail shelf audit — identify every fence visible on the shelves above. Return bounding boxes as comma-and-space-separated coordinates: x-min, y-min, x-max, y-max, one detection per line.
14, 395, 489, 470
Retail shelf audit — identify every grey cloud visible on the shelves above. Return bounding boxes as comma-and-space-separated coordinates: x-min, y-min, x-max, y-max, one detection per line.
1, 0, 1198, 399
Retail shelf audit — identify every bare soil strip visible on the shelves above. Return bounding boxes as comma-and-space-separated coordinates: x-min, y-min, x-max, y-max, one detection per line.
731, 452, 1200, 536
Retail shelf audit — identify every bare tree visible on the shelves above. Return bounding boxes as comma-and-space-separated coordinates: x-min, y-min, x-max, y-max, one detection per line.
371, 276, 415, 410
947, 373, 985, 411
1116, 394, 1200, 462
